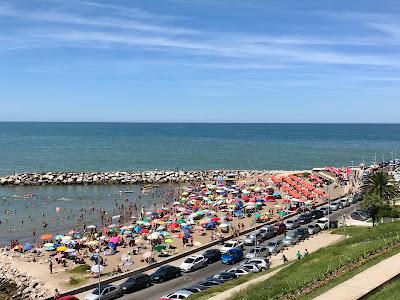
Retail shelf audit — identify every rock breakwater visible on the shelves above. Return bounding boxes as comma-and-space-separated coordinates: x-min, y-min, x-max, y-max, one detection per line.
0, 170, 277, 186
0, 252, 49, 299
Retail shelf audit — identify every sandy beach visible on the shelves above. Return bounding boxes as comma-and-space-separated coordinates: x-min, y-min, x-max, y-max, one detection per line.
0, 168, 358, 299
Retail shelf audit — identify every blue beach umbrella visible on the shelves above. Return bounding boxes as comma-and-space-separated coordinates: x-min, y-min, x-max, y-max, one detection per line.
24, 243, 33, 251
134, 225, 142, 233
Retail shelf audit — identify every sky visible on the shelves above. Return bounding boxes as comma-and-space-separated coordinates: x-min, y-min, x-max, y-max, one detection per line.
0, 0, 400, 123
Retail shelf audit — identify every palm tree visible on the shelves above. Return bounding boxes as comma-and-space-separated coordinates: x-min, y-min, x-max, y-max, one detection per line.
362, 171, 400, 204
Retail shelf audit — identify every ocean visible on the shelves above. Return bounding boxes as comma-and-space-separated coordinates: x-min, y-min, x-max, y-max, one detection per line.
0, 122, 399, 244
0, 123, 399, 175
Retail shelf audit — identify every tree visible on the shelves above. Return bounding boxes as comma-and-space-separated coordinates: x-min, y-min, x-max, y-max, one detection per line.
361, 193, 384, 226
362, 171, 400, 205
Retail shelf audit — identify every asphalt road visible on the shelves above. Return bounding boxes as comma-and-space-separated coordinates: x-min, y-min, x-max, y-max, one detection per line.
117, 203, 360, 300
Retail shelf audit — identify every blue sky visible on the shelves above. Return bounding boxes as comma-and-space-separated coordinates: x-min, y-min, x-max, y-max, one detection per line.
1, 0, 400, 122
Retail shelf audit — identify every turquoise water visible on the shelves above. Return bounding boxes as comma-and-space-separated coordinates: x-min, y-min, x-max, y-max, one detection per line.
0, 122, 399, 244
0, 123, 399, 175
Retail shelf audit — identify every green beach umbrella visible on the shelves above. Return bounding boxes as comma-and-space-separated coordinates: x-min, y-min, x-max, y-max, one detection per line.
255, 213, 262, 218
177, 219, 185, 224
154, 244, 166, 252
279, 211, 286, 216
165, 239, 174, 244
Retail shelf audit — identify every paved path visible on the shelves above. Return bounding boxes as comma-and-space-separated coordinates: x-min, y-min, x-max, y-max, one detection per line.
314, 252, 400, 300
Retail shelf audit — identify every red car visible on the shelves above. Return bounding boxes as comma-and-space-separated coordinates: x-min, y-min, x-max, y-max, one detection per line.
58, 296, 79, 300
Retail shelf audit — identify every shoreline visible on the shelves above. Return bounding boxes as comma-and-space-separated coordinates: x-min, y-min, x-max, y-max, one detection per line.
0, 169, 312, 186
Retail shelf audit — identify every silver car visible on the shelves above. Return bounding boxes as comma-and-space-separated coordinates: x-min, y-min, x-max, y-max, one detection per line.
329, 201, 340, 211
307, 224, 321, 235
245, 246, 269, 259
282, 232, 300, 247
267, 239, 284, 254
285, 219, 300, 230
340, 198, 350, 207
85, 285, 122, 300
243, 233, 258, 246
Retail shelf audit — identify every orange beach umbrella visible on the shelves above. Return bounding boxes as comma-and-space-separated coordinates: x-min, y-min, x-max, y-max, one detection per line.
41, 233, 53, 240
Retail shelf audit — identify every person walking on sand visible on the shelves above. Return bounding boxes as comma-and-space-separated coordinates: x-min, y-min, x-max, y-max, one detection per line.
304, 249, 309, 257
49, 259, 53, 274
296, 250, 302, 260
54, 289, 60, 299
282, 254, 288, 263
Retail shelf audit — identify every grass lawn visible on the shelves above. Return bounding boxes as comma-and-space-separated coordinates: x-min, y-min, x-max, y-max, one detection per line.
225, 222, 400, 300
365, 278, 400, 300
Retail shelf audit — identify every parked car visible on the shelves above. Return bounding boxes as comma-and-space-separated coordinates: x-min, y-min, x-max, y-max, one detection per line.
198, 279, 224, 287
298, 213, 313, 225
319, 206, 332, 215
226, 268, 250, 277
273, 222, 287, 235
241, 263, 261, 273
295, 227, 310, 240
243, 258, 270, 271
282, 232, 300, 247
85, 285, 122, 300
221, 248, 244, 264
120, 273, 151, 294
316, 217, 330, 230
220, 240, 244, 253
160, 290, 193, 300
267, 239, 284, 254
58, 297, 79, 300
307, 224, 321, 235
180, 255, 207, 272
202, 249, 221, 264
245, 246, 269, 259
351, 210, 369, 221
259, 225, 275, 239
208, 272, 237, 282
329, 201, 340, 211
243, 232, 264, 246
151, 265, 181, 283
181, 285, 209, 293
310, 210, 324, 220
340, 198, 350, 208
347, 196, 356, 204
285, 219, 300, 230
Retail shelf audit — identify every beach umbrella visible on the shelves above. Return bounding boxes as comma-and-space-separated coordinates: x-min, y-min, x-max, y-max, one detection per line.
91, 264, 104, 274
108, 242, 117, 249
155, 244, 166, 252
65, 248, 75, 253
164, 239, 174, 244
87, 225, 97, 229
147, 233, 160, 240
109, 237, 121, 244
55, 234, 64, 241
108, 224, 117, 228
143, 251, 152, 258
134, 225, 142, 233
13, 244, 23, 252
41, 234, 53, 241
45, 246, 55, 251
218, 223, 229, 228
134, 238, 144, 245
61, 236, 72, 242
85, 240, 99, 246
193, 241, 202, 247
44, 243, 54, 247
168, 223, 179, 229
57, 246, 67, 252
24, 243, 33, 251
139, 229, 150, 234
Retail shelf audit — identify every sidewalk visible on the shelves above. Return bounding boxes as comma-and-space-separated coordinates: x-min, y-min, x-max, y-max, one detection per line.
314, 252, 400, 300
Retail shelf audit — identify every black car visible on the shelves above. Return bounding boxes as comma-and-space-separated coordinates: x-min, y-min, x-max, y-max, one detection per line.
310, 210, 324, 220
298, 213, 313, 224
120, 273, 151, 293
203, 249, 222, 264
198, 279, 224, 287
207, 272, 236, 282
150, 265, 181, 283
182, 285, 209, 293
295, 227, 309, 240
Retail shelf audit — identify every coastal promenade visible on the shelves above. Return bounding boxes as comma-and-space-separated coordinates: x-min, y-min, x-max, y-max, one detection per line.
314, 252, 400, 300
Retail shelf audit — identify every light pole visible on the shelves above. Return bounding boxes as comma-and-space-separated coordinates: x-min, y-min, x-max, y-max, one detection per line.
343, 213, 347, 239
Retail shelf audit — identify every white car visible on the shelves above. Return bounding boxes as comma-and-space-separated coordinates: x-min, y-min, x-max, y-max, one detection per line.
242, 258, 270, 271
220, 240, 244, 253
245, 246, 269, 259
180, 255, 207, 272
316, 217, 330, 229
85, 285, 122, 300
241, 263, 261, 273
340, 198, 350, 207
226, 268, 249, 277
329, 201, 340, 211
161, 290, 193, 299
